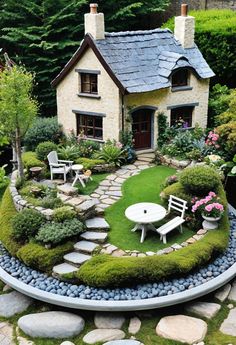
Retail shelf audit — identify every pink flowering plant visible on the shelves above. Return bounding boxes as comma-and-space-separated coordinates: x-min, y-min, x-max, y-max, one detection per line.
191, 191, 224, 218
205, 130, 220, 151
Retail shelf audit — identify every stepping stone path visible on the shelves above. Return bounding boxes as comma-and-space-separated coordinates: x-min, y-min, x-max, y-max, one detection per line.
156, 315, 207, 344
83, 329, 125, 344
18, 311, 85, 338
94, 312, 125, 329
0, 322, 14, 345
220, 307, 236, 336
214, 283, 231, 302
0, 291, 33, 318
228, 279, 236, 301
103, 341, 144, 345
185, 301, 221, 319
128, 317, 141, 335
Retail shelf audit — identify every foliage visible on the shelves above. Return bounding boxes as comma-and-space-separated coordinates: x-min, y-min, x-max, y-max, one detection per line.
186, 149, 202, 161
179, 166, 221, 196
161, 174, 178, 189
22, 151, 45, 175
16, 241, 73, 272
74, 157, 105, 170
119, 130, 136, 163
52, 206, 76, 222
96, 141, 125, 166
157, 112, 168, 148
192, 191, 224, 218
11, 209, 46, 242
24, 117, 63, 151
163, 9, 236, 88
208, 84, 231, 127
36, 141, 58, 161
78, 139, 100, 158
161, 182, 193, 207
36, 218, 84, 245
0, 0, 169, 115
57, 145, 80, 161
221, 154, 236, 176
0, 165, 9, 189
0, 65, 38, 177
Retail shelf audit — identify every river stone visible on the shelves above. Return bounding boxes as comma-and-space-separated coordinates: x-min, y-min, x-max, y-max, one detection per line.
94, 312, 125, 329
156, 315, 207, 344
128, 317, 141, 334
83, 329, 125, 344
18, 311, 85, 338
0, 291, 33, 317
60, 342, 75, 345
220, 308, 236, 336
185, 301, 221, 319
228, 280, 236, 301
215, 284, 231, 302
103, 341, 143, 345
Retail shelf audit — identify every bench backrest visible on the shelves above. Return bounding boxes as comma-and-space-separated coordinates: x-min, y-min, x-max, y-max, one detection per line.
47, 151, 58, 165
168, 195, 188, 219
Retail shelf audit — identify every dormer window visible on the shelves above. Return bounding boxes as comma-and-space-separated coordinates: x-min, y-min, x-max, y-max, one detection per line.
172, 69, 189, 88
81, 73, 98, 94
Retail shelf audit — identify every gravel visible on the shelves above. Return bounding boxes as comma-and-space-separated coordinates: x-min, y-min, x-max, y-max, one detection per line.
0, 212, 235, 301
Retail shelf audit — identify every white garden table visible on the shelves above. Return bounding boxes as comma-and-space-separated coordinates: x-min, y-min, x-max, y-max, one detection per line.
71, 164, 84, 187
125, 202, 167, 243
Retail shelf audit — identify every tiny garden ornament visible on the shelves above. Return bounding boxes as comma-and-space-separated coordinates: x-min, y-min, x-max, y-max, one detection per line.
192, 192, 224, 230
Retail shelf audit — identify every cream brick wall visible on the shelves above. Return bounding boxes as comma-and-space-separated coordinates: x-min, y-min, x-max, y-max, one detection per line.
125, 73, 210, 148
56, 47, 121, 142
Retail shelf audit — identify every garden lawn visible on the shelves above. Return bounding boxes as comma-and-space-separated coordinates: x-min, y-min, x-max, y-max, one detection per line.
75, 173, 108, 195
105, 166, 195, 252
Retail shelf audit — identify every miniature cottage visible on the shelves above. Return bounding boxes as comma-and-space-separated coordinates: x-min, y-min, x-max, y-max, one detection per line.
52, 3, 214, 150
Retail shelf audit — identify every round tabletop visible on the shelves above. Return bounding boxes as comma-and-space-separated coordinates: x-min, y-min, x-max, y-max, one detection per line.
125, 202, 167, 224
72, 164, 83, 171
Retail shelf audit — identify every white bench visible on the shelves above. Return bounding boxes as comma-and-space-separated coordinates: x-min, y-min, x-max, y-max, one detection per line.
156, 195, 188, 244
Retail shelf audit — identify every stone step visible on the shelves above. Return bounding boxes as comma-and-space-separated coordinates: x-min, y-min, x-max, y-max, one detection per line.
137, 156, 154, 162
80, 231, 108, 243
74, 240, 99, 254
57, 184, 78, 196
52, 263, 79, 276
85, 217, 110, 231
63, 252, 91, 267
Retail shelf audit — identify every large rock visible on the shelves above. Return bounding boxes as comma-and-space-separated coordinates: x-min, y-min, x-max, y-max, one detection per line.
83, 329, 125, 344
103, 341, 143, 345
185, 301, 221, 319
220, 308, 236, 336
228, 279, 236, 302
18, 311, 85, 338
94, 312, 125, 329
156, 315, 207, 344
0, 291, 32, 317
57, 184, 77, 196
215, 284, 231, 302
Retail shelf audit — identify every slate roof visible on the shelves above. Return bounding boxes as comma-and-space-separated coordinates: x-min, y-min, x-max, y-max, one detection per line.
95, 28, 214, 93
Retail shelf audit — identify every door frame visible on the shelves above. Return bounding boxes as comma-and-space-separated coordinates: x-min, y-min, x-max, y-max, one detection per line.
130, 105, 157, 150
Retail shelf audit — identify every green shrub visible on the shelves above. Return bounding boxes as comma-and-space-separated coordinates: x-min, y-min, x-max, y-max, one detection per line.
0, 165, 9, 189
24, 117, 63, 151
57, 145, 80, 161
40, 197, 62, 209
0, 188, 21, 256
11, 209, 46, 242
78, 139, 100, 158
52, 206, 76, 222
75, 157, 105, 170
96, 142, 125, 166
161, 182, 192, 206
22, 151, 45, 174
17, 241, 73, 272
179, 166, 221, 196
36, 141, 57, 161
36, 219, 84, 245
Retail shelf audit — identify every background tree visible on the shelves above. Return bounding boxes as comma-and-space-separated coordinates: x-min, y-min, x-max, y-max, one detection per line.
0, 65, 38, 177
0, 0, 169, 116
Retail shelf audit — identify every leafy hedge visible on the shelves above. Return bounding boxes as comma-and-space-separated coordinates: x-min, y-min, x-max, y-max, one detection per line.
22, 151, 45, 174
66, 184, 229, 287
0, 188, 73, 272
163, 9, 236, 87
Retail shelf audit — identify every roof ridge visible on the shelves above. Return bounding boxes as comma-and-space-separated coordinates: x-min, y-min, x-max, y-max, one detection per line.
104, 28, 172, 37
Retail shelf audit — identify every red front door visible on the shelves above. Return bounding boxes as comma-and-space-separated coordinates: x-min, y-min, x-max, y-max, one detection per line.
132, 110, 151, 150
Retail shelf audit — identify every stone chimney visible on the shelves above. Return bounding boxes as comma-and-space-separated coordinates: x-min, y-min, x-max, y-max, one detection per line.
174, 4, 195, 49
84, 3, 105, 40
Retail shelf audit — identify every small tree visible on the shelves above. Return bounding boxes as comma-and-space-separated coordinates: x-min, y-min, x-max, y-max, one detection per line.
0, 65, 38, 177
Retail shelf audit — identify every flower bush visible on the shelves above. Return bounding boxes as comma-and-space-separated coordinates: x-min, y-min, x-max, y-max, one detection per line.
96, 140, 125, 166
192, 191, 224, 218
205, 130, 220, 151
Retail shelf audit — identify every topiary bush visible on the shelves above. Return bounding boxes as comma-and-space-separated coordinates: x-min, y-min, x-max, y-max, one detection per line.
36, 141, 57, 161
24, 117, 63, 151
75, 157, 105, 170
22, 151, 45, 174
11, 209, 46, 242
179, 166, 221, 196
161, 182, 192, 206
36, 219, 84, 245
52, 206, 76, 222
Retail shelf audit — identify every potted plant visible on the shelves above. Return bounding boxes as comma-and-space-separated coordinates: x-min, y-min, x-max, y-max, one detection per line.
192, 191, 224, 230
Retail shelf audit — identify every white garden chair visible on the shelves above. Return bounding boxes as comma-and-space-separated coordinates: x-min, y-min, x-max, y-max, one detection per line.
156, 195, 188, 244
47, 151, 73, 182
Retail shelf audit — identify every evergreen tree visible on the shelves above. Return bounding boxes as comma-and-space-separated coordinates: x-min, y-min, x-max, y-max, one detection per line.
0, 0, 169, 116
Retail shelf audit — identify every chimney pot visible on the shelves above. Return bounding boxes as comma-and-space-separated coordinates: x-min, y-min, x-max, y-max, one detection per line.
181, 4, 188, 17
90, 3, 98, 14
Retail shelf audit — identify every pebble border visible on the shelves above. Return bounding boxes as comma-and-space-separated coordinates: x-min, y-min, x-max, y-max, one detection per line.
0, 210, 235, 311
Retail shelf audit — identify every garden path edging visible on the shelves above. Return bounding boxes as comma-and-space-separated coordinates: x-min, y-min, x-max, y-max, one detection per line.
0, 263, 235, 311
